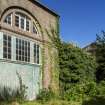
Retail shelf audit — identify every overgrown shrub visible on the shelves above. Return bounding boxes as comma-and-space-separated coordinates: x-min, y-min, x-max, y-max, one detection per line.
96, 80, 105, 96
63, 81, 98, 102
37, 88, 55, 102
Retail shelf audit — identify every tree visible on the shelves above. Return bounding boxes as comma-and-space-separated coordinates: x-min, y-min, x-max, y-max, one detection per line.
96, 31, 105, 82
59, 42, 96, 92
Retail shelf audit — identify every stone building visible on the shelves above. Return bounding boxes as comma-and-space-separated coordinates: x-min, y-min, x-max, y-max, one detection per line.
0, 0, 59, 100
83, 42, 96, 55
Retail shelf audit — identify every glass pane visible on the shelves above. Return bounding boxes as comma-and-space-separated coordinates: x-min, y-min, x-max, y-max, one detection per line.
15, 15, 19, 27
3, 41, 7, 46
8, 48, 11, 53
8, 36, 11, 42
4, 14, 12, 25
28, 57, 30, 62
34, 44, 37, 63
19, 39, 21, 50
26, 20, 30, 31
37, 45, 39, 64
19, 50, 21, 55
3, 53, 7, 59
21, 18, 25, 29
25, 57, 27, 62
3, 34, 11, 60
3, 47, 7, 53
8, 54, 11, 59
3, 35, 7, 40
19, 56, 21, 61
16, 55, 18, 60
22, 56, 24, 61
16, 49, 18, 55
33, 24, 37, 34
8, 42, 11, 47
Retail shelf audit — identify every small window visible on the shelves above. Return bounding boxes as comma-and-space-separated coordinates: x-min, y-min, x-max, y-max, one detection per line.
4, 13, 12, 26
33, 23, 38, 34
3, 34, 11, 60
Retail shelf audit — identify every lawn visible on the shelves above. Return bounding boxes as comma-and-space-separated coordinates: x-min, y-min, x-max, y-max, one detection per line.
0, 100, 81, 105
1, 97, 105, 105
21, 100, 81, 105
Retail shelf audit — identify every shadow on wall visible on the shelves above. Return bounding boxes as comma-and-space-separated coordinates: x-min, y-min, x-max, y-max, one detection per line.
82, 96, 105, 105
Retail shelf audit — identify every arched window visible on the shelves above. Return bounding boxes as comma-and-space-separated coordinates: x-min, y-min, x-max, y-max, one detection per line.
3, 11, 39, 34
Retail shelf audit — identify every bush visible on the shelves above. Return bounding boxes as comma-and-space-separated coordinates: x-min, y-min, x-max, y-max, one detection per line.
37, 88, 55, 102
59, 43, 96, 98
63, 81, 97, 102
96, 80, 105, 96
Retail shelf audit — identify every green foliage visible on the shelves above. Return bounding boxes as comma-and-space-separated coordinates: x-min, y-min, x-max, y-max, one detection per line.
0, 72, 27, 103
21, 100, 81, 105
45, 26, 61, 50
63, 81, 97, 101
96, 31, 105, 81
37, 88, 55, 102
45, 27, 60, 94
0, 86, 20, 102
96, 80, 105, 96
58, 42, 97, 102
16, 72, 28, 101
59, 42, 96, 93
82, 96, 105, 105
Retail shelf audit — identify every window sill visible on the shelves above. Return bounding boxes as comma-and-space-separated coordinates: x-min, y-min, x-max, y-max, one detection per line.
0, 59, 41, 66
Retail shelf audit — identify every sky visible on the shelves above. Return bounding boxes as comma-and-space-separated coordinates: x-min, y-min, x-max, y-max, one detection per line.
40, 0, 105, 47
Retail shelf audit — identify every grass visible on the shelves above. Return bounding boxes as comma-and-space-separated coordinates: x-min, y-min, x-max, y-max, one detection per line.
1, 96, 105, 105
21, 100, 81, 105
0, 100, 81, 105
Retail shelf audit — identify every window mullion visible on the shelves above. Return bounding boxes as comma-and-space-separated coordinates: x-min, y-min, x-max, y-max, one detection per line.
36, 43, 37, 64
21, 39, 22, 61
19, 15, 21, 29
24, 40, 25, 62
25, 17, 26, 31
11, 14, 12, 26
7, 36, 9, 59
18, 39, 19, 61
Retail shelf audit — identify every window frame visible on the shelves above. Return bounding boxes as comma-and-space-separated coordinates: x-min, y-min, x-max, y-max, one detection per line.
33, 22, 38, 34
15, 13, 31, 32
3, 11, 39, 35
3, 34, 12, 60
4, 13, 12, 26
34, 43, 40, 64
16, 37, 30, 63
2, 33, 41, 65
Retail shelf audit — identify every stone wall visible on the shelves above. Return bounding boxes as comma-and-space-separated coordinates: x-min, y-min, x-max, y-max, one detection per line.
0, 0, 59, 93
